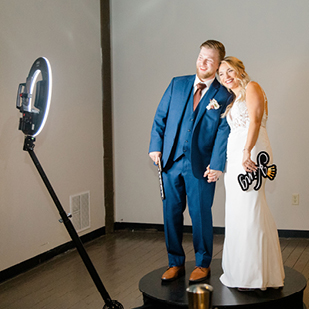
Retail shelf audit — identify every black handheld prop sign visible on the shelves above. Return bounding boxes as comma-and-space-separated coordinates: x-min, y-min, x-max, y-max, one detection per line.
157, 159, 165, 200
238, 151, 277, 191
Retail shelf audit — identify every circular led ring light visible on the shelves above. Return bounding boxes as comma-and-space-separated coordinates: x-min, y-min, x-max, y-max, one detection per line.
16, 57, 52, 137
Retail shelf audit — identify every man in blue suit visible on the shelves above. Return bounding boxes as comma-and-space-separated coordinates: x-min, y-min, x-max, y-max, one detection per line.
149, 40, 234, 282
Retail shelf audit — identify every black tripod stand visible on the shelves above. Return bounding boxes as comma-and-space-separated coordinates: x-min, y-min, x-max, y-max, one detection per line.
23, 136, 123, 309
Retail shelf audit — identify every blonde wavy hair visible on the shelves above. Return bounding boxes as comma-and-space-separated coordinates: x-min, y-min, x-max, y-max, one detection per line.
219, 56, 251, 117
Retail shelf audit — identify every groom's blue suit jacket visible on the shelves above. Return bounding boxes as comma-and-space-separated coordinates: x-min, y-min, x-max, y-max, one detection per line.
149, 75, 234, 179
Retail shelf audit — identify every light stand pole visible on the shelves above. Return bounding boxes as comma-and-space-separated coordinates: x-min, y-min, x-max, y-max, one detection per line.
23, 136, 123, 309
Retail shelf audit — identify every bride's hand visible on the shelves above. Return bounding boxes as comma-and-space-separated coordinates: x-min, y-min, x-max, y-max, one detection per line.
204, 165, 222, 182
242, 149, 257, 172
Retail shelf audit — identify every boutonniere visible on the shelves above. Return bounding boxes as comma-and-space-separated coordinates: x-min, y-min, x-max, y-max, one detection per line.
206, 99, 220, 110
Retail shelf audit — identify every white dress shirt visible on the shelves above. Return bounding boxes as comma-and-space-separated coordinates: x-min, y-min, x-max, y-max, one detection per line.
193, 75, 215, 100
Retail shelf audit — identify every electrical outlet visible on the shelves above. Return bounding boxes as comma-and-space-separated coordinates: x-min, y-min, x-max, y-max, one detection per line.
292, 194, 299, 205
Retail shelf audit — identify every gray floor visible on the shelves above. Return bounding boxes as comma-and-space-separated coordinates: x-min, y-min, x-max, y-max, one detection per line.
0, 230, 308, 309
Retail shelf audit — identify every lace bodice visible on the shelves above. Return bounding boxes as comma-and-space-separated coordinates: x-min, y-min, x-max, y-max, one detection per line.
227, 94, 268, 132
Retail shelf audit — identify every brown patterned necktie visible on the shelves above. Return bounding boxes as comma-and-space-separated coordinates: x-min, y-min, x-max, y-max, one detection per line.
193, 83, 206, 111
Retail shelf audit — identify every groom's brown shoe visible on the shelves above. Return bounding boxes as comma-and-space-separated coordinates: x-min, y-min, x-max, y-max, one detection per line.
189, 266, 210, 282
161, 266, 185, 281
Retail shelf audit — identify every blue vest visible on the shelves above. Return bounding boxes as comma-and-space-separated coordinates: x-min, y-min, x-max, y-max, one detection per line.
173, 91, 200, 162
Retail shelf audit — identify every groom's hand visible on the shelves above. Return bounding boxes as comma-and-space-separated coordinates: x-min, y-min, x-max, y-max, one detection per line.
203, 165, 211, 178
149, 151, 162, 165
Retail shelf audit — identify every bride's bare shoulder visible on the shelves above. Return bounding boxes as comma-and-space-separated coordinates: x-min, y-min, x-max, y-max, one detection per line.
246, 81, 264, 97
246, 81, 262, 90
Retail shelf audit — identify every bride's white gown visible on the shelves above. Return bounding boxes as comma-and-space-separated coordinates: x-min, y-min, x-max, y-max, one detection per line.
220, 91, 285, 289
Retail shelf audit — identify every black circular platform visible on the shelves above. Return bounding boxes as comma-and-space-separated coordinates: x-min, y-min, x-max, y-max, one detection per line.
138, 259, 307, 309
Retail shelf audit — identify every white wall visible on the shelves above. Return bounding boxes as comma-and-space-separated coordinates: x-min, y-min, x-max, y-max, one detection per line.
0, 0, 104, 271
111, 0, 309, 230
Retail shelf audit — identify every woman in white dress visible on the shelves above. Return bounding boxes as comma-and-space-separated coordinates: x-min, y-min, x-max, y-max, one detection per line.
213, 56, 285, 290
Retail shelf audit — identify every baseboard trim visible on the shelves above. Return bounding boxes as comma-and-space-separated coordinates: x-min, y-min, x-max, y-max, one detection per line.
114, 222, 309, 238
2, 223, 308, 284
0, 226, 105, 284
114, 222, 224, 234
277, 229, 309, 238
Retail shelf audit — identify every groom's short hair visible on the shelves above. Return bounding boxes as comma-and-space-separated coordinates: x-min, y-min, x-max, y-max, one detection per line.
200, 40, 226, 62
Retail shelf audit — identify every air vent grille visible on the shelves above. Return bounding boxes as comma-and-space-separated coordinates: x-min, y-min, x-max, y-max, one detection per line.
70, 191, 90, 232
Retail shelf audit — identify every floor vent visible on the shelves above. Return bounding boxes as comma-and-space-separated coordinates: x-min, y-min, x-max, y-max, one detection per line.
70, 191, 90, 232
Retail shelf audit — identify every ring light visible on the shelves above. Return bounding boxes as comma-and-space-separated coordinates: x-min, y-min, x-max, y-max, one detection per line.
16, 57, 52, 137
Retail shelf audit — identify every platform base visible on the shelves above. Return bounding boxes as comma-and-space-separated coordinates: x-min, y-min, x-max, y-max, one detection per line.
137, 259, 307, 309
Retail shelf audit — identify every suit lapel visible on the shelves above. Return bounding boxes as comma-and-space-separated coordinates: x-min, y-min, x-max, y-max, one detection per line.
166, 75, 195, 141
173, 75, 195, 122
194, 78, 220, 126
182, 75, 195, 106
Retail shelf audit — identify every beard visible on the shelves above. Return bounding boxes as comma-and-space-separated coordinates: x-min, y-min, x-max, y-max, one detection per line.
196, 67, 216, 81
